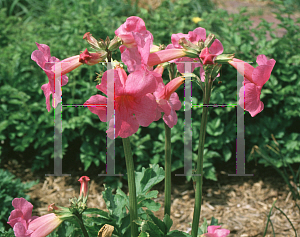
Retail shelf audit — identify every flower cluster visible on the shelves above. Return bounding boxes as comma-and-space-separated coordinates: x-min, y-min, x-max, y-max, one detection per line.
31, 16, 275, 140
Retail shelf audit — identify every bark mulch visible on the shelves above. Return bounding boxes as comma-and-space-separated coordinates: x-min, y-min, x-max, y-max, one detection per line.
3, 158, 300, 237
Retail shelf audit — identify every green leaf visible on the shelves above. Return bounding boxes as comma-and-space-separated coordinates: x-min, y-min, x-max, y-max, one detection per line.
163, 214, 173, 233
210, 216, 219, 225
83, 208, 110, 219
167, 230, 192, 236
138, 199, 161, 211
102, 185, 127, 225
222, 146, 232, 162
145, 210, 166, 234
206, 118, 224, 136
135, 164, 165, 196
198, 218, 208, 234
139, 232, 150, 237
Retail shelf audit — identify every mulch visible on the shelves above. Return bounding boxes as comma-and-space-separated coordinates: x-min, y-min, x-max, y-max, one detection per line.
2, 157, 300, 237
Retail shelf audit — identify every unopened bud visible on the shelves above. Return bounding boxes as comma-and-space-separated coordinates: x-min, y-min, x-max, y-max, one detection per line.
179, 38, 201, 54
214, 54, 235, 64
108, 36, 122, 51
204, 33, 216, 48
83, 32, 101, 50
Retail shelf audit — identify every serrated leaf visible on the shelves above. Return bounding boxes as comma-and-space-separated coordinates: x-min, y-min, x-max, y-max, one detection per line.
102, 185, 127, 225
135, 164, 165, 196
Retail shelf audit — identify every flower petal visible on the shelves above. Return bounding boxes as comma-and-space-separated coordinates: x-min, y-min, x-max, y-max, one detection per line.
133, 93, 157, 126
84, 95, 110, 122
239, 79, 264, 117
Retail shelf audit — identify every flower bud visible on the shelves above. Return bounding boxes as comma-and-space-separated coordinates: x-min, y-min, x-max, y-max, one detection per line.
204, 33, 216, 48
108, 36, 122, 51
83, 32, 101, 50
214, 54, 235, 64
178, 37, 201, 54
78, 176, 90, 202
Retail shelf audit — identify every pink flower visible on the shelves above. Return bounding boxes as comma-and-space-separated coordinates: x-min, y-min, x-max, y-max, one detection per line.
27, 213, 63, 237
115, 16, 152, 49
200, 47, 218, 65
202, 225, 230, 237
147, 49, 188, 67
31, 43, 105, 112
7, 198, 39, 237
153, 65, 184, 128
115, 17, 154, 73
78, 176, 90, 200
166, 27, 223, 81
31, 43, 81, 112
229, 55, 276, 117
84, 66, 158, 139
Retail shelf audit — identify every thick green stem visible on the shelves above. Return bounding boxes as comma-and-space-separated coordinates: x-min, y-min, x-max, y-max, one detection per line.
164, 122, 172, 216
74, 214, 89, 237
122, 137, 138, 237
191, 75, 212, 237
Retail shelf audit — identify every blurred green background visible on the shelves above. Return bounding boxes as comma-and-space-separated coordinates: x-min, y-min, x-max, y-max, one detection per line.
0, 0, 299, 227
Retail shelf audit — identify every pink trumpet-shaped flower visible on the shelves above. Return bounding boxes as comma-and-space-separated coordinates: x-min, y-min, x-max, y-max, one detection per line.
115, 16, 152, 49
7, 198, 39, 237
27, 213, 63, 237
229, 55, 276, 117
152, 65, 184, 128
31, 43, 81, 112
31, 43, 105, 112
202, 225, 230, 237
78, 176, 90, 200
84, 66, 158, 139
154, 76, 184, 128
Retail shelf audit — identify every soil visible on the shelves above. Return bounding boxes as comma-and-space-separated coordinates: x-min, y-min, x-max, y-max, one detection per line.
3, 0, 300, 236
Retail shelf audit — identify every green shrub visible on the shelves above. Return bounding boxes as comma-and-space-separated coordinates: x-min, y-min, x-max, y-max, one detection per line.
0, 0, 299, 184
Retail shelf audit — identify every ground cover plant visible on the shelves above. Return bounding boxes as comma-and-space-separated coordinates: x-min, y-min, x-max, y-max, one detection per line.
0, 0, 299, 236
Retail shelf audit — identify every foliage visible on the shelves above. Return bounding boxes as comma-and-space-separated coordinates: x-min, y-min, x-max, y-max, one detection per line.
0, 0, 299, 187
0, 169, 38, 230
47, 165, 168, 237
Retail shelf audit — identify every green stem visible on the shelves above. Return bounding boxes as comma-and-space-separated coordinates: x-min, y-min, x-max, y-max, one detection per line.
74, 214, 89, 237
122, 137, 138, 237
164, 122, 172, 216
191, 75, 212, 237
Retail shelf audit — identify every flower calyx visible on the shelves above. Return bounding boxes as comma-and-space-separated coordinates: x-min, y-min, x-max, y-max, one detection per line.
204, 33, 216, 48
214, 54, 235, 64
178, 37, 201, 54
83, 32, 102, 50
108, 35, 122, 51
